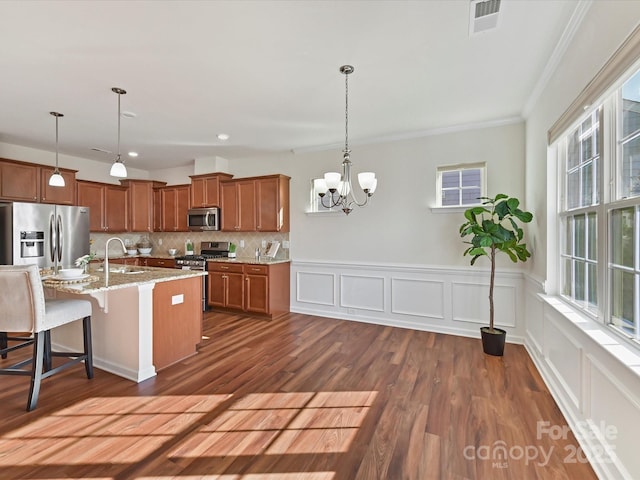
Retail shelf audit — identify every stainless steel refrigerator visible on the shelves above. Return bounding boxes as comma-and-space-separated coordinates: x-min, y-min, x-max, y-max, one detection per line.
0, 202, 90, 270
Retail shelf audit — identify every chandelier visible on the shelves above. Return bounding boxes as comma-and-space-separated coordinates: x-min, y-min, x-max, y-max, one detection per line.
315, 65, 377, 215
110, 87, 128, 178
48, 111, 65, 187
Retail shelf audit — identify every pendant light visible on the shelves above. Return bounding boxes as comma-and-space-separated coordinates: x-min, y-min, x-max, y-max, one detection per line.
317, 65, 377, 215
48, 111, 65, 187
109, 87, 128, 178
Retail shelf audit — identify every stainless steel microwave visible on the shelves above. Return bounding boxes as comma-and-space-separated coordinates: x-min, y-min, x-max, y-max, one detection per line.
187, 207, 220, 231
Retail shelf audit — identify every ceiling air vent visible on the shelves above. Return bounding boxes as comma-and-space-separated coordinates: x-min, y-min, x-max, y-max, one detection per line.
469, 0, 501, 36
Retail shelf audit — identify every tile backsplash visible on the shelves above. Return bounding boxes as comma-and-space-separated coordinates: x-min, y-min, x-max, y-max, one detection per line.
91, 231, 290, 259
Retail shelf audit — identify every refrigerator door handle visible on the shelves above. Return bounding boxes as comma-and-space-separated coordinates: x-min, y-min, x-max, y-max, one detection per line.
56, 214, 63, 263
49, 213, 56, 262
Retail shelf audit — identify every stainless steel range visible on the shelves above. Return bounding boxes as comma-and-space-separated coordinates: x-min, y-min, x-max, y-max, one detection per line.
174, 241, 230, 270
174, 241, 230, 311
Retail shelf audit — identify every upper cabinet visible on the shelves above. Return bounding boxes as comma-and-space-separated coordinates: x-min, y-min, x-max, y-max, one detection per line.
221, 179, 257, 231
221, 174, 290, 232
0, 160, 39, 202
189, 172, 233, 208
77, 180, 128, 232
39, 166, 77, 205
120, 179, 166, 232
256, 175, 290, 232
0, 158, 77, 204
157, 184, 191, 232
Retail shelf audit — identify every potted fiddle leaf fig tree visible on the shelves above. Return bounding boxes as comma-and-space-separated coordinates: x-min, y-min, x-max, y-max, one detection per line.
459, 194, 533, 356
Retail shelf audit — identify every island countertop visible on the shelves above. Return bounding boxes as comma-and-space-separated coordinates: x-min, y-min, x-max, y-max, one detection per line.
43, 266, 206, 294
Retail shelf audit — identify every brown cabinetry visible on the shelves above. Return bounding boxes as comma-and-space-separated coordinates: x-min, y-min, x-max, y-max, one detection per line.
0, 159, 39, 202
142, 257, 176, 268
120, 179, 166, 232
189, 172, 233, 208
153, 276, 203, 370
207, 261, 290, 318
110, 257, 139, 266
157, 185, 190, 232
77, 180, 128, 232
0, 158, 78, 204
220, 175, 290, 232
255, 175, 290, 232
39, 166, 77, 205
220, 179, 257, 231
207, 263, 245, 310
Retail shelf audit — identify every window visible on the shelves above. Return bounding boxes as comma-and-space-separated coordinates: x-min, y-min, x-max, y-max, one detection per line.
309, 178, 341, 213
557, 66, 640, 345
436, 163, 486, 207
560, 109, 601, 315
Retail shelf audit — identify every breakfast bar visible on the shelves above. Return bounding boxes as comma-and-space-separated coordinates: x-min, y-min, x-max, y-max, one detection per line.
43, 266, 207, 382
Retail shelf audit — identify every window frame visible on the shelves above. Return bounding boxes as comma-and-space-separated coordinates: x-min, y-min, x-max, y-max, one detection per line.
555, 62, 640, 348
435, 162, 486, 208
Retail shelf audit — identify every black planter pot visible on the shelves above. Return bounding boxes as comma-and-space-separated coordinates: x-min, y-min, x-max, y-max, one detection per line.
480, 327, 506, 356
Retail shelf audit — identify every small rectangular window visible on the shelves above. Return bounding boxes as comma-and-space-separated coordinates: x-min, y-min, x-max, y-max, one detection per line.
436, 163, 486, 207
309, 178, 342, 213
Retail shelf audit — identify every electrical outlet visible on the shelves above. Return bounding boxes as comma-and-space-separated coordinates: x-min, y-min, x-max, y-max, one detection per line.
282, 240, 290, 248
347, 308, 356, 315
239, 240, 245, 248
158, 238, 163, 245
261, 240, 267, 248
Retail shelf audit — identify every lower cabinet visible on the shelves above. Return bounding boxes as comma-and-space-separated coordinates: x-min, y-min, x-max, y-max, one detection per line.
110, 257, 139, 266
207, 261, 290, 318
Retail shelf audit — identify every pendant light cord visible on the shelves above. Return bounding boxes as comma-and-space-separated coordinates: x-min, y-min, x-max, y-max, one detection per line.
344, 69, 349, 153
117, 91, 121, 160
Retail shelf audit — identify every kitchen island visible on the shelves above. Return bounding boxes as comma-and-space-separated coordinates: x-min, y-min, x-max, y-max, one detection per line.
44, 266, 206, 382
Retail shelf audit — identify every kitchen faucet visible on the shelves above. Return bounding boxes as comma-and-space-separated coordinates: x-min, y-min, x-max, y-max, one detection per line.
104, 237, 126, 282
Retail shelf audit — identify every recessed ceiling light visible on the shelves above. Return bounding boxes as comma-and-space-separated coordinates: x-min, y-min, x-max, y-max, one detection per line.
128, 151, 138, 157
217, 133, 230, 141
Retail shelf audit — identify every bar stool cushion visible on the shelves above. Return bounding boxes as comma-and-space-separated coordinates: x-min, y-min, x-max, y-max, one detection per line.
43, 299, 92, 330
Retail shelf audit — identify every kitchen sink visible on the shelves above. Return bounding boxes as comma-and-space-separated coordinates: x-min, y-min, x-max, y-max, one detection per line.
97, 266, 147, 274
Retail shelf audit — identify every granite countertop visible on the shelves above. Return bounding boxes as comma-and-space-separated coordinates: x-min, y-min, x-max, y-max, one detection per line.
43, 266, 206, 294
92, 253, 177, 261
206, 256, 291, 265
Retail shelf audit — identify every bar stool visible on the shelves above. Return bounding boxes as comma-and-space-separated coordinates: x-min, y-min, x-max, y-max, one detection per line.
0, 264, 93, 411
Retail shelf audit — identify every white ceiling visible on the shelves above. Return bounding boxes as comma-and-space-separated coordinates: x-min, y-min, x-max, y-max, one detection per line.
0, 0, 582, 171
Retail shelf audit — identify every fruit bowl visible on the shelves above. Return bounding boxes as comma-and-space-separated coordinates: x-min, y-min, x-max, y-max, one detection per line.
138, 247, 152, 255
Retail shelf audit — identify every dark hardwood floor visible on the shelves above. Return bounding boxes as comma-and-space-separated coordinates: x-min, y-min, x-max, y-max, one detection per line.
0, 311, 597, 479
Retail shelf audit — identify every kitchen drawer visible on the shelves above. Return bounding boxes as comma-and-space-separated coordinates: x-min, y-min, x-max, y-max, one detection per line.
244, 264, 268, 275
207, 262, 244, 274
144, 257, 176, 268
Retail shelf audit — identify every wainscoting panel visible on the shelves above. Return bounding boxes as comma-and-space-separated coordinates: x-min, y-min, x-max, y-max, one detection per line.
451, 282, 517, 327
390, 278, 444, 319
340, 274, 385, 312
296, 271, 336, 306
588, 356, 640, 477
543, 313, 583, 410
524, 277, 640, 480
291, 260, 525, 342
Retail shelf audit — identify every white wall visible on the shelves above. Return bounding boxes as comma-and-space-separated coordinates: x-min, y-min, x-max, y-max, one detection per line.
524, 3, 640, 479
229, 121, 526, 267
